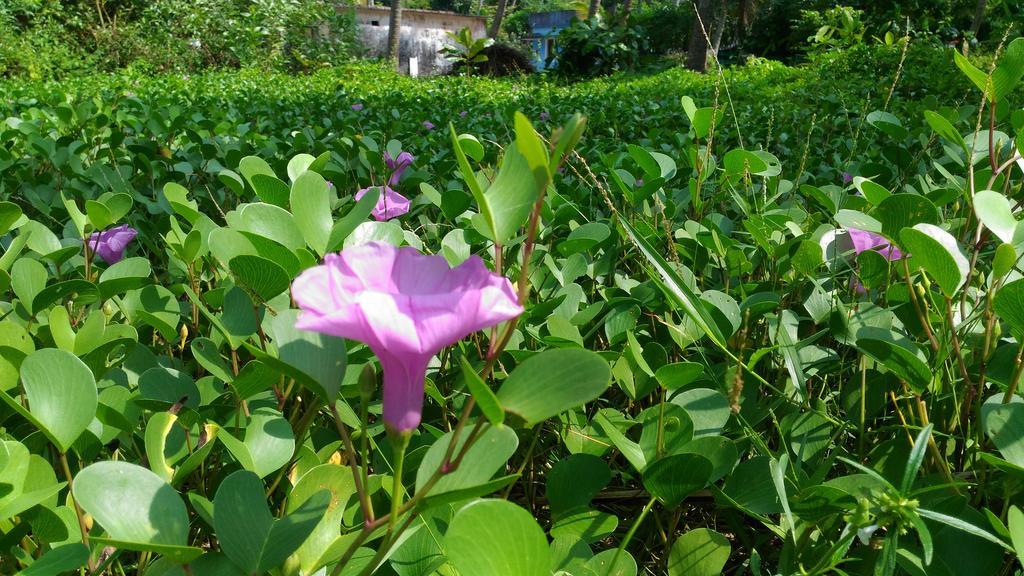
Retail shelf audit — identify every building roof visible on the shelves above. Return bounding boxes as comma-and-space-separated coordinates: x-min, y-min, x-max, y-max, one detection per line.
527, 10, 576, 31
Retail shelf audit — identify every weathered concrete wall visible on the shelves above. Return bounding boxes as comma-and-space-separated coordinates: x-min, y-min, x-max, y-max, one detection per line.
350, 7, 487, 76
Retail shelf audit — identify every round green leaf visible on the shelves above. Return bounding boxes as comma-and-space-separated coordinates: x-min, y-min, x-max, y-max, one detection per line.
667, 528, 731, 576
229, 255, 290, 302
73, 461, 190, 547
445, 500, 550, 576
642, 453, 712, 507
497, 349, 611, 427
900, 223, 969, 297
19, 349, 97, 452
874, 194, 939, 240
974, 190, 1018, 244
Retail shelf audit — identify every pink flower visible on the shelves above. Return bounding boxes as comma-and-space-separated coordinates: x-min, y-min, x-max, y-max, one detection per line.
292, 243, 523, 431
355, 186, 411, 221
847, 228, 903, 260
88, 224, 138, 264
384, 151, 415, 186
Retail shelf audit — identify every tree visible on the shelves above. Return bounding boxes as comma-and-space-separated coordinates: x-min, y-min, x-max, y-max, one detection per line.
970, 0, 986, 38
387, 0, 403, 70
489, 0, 508, 37
587, 0, 600, 20
685, 0, 713, 72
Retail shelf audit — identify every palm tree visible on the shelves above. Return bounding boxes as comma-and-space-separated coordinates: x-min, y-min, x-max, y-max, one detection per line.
387, 0, 403, 70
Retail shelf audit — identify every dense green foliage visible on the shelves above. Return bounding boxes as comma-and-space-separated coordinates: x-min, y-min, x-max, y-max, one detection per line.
0, 0, 359, 79
3, 35, 1024, 576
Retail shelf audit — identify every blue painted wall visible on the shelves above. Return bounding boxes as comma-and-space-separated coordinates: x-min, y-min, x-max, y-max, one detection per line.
527, 11, 575, 70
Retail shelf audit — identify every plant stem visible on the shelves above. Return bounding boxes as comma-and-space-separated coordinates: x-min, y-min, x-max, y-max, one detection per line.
59, 451, 94, 571
331, 402, 375, 524
606, 496, 657, 576
388, 432, 410, 534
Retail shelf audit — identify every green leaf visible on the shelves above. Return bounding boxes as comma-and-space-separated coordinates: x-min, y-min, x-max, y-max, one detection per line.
328, 186, 380, 252
290, 170, 333, 256
900, 223, 969, 297
191, 338, 234, 384
457, 134, 485, 161
995, 279, 1024, 336
856, 328, 932, 392
667, 528, 731, 576
285, 465, 356, 574
974, 190, 1018, 245
671, 388, 730, 438
74, 462, 191, 547
238, 203, 304, 251
559, 222, 611, 256
214, 470, 330, 574
993, 243, 1017, 279
547, 454, 611, 520
98, 257, 152, 298
17, 349, 97, 452
984, 401, 1024, 468
654, 362, 704, 391
229, 255, 290, 302
145, 412, 179, 482
32, 280, 99, 314
484, 138, 540, 242
445, 500, 550, 576
415, 425, 518, 498
497, 349, 611, 427
219, 407, 294, 479
874, 194, 939, 240
917, 508, 1012, 551
923, 110, 967, 154
954, 37, 1024, 102
901, 424, 932, 493
16, 543, 89, 576
287, 153, 316, 182
1008, 506, 1024, 566
11, 258, 47, 315
460, 356, 503, 426
267, 309, 346, 404
642, 453, 712, 507
0, 201, 23, 236
239, 156, 287, 206
581, 549, 636, 576
619, 218, 726, 349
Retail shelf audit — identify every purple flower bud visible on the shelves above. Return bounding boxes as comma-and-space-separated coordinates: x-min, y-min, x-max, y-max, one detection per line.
422, 120, 435, 130
539, 111, 550, 121
87, 224, 138, 264
352, 103, 364, 111
842, 172, 853, 184
459, 110, 468, 118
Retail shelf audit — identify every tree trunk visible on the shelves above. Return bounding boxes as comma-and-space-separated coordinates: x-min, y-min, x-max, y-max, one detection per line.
685, 0, 713, 72
710, 0, 725, 57
587, 0, 600, 20
970, 0, 986, 37
619, 0, 632, 22
387, 0, 402, 70
489, 0, 508, 38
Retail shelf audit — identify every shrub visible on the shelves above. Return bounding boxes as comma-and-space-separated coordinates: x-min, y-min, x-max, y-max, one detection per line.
552, 17, 647, 76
